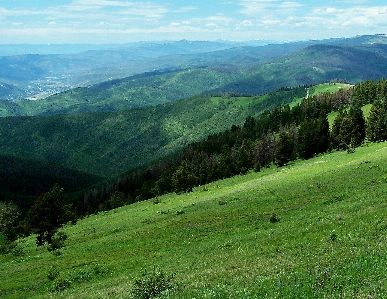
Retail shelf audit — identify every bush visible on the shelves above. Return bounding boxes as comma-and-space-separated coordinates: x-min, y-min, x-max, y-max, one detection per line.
47, 266, 60, 281
48, 231, 68, 253
0, 240, 24, 256
130, 268, 176, 299
50, 278, 71, 292
270, 214, 280, 223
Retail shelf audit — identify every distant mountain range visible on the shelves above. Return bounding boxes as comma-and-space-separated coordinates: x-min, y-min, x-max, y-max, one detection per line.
0, 34, 386, 102
0, 35, 387, 116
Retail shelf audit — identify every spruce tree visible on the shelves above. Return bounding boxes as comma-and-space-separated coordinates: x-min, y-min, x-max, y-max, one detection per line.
347, 104, 366, 147
275, 127, 295, 167
298, 117, 330, 159
367, 97, 387, 142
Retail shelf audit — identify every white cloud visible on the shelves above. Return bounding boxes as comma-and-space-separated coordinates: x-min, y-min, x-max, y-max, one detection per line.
239, 0, 278, 16
239, 20, 254, 26
174, 6, 198, 13
279, 2, 304, 10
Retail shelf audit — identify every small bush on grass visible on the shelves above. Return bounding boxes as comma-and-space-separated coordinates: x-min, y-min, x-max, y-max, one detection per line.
47, 231, 68, 254
48, 265, 111, 292
0, 240, 25, 256
47, 266, 60, 281
270, 214, 280, 223
50, 278, 71, 292
130, 267, 176, 299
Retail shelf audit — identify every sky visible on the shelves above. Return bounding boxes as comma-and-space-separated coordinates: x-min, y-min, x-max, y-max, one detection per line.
1, 0, 386, 44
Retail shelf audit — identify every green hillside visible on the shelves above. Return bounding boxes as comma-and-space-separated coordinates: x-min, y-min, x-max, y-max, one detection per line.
0, 85, 314, 177
0, 68, 243, 116
1, 141, 387, 298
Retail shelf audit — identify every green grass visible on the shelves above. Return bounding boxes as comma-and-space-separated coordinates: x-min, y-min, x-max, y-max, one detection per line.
310, 83, 351, 96
1, 141, 387, 298
327, 103, 372, 128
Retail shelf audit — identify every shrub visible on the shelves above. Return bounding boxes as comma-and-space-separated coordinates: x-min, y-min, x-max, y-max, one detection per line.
0, 240, 25, 256
48, 231, 68, 253
130, 268, 176, 299
218, 199, 227, 205
47, 266, 60, 281
330, 231, 337, 242
270, 214, 280, 223
11, 243, 25, 257
50, 278, 71, 292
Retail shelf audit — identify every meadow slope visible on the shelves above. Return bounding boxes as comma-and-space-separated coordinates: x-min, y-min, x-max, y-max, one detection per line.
1, 141, 387, 298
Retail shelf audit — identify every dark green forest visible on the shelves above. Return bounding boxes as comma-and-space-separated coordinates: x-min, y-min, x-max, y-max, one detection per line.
0, 86, 309, 178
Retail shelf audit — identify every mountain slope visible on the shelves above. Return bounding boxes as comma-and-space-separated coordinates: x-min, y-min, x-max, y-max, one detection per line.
0, 40, 300, 102
2, 41, 387, 117
0, 42, 310, 116
1, 141, 387, 298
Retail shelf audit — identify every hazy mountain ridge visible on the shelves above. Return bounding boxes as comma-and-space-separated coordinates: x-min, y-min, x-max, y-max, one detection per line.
2, 37, 387, 117
1, 34, 386, 102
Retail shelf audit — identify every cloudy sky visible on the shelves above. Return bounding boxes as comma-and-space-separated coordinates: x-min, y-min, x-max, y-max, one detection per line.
1, 0, 386, 44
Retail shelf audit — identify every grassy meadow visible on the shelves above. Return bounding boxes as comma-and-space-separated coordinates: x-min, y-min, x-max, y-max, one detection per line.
1, 141, 387, 298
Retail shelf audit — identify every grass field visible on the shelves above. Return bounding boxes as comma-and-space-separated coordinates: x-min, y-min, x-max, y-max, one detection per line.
1, 140, 387, 298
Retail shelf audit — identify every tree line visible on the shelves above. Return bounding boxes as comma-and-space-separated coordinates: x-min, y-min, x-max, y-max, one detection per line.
77, 79, 387, 214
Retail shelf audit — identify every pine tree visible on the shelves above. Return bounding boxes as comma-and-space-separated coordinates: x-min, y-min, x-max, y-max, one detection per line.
367, 97, 387, 142
331, 105, 365, 150
26, 184, 75, 246
331, 109, 347, 149
298, 117, 330, 159
275, 127, 295, 167
347, 104, 366, 147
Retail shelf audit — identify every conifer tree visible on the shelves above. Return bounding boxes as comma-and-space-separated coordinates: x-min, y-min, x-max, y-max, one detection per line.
298, 117, 330, 159
26, 184, 75, 246
331, 109, 347, 149
347, 104, 366, 147
275, 127, 295, 167
367, 97, 387, 142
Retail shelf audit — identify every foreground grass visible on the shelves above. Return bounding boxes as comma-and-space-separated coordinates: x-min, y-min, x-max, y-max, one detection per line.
1, 141, 387, 298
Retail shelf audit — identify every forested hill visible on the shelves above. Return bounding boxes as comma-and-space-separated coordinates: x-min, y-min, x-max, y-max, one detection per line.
0, 85, 312, 178
209, 44, 387, 96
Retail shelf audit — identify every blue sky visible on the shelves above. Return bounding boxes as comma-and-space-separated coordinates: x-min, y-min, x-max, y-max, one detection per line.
1, 0, 386, 44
